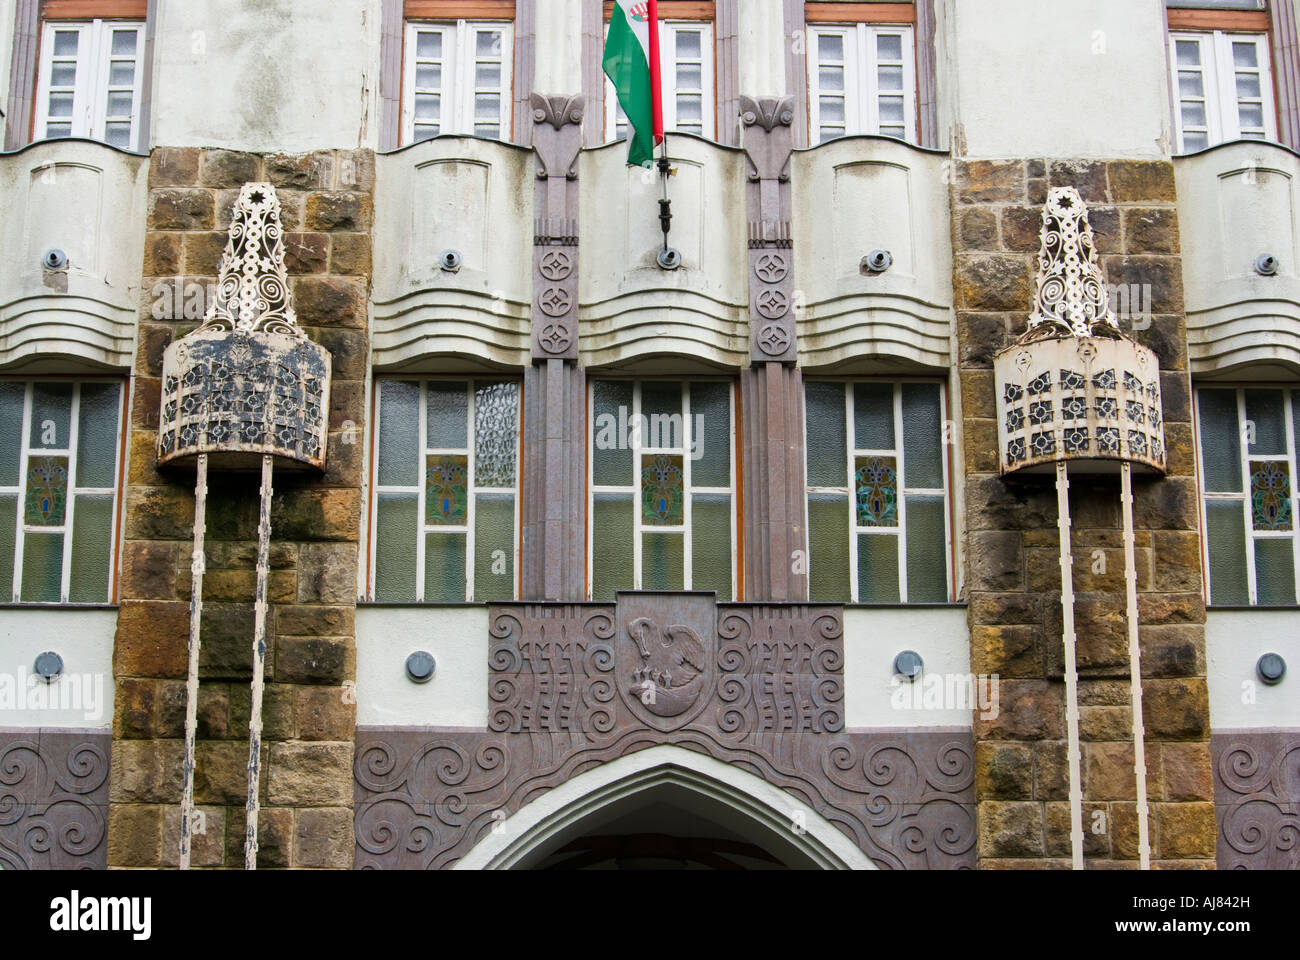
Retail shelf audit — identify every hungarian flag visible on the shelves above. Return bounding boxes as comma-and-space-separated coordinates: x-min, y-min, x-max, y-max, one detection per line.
603, 0, 664, 167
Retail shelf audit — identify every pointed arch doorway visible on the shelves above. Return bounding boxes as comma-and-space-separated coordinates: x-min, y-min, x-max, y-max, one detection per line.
455, 745, 877, 870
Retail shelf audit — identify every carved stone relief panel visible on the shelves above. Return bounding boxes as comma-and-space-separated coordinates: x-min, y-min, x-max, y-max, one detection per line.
530, 93, 583, 361
741, 95, 796, 364
1213, 730, 1300, 869
0, 730, 110, 870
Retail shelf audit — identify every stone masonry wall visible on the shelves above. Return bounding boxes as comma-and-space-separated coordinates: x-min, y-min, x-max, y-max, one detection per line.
108, 148, 372, 868
952, 159, 1216, 868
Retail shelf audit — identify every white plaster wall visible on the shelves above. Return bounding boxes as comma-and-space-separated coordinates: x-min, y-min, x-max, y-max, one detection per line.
356, 606, 489, 727
842, 606, 973, 728
534, 0, 582, 95
0, 608, 116, 728
738, 0, 786, 98
1206, 609, 1300, 730
940, 0, 1171, 159
149, 0, 382, 151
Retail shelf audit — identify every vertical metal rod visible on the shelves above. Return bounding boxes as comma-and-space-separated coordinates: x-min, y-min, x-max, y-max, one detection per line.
1120, 462, 1153, 868
1056, 460, 1085, 869
244, 454, 274, 870
178, 453, 208, 870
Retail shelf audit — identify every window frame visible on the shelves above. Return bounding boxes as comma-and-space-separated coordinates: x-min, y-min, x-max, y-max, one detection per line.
1169, 28, 1277, 151
805, 22, 917, 144
586, 377, 738, 599
1194, 383, 1300, 606
367, 376, 523, 603
31, 17, 145, 150
803, 377, 954, 605
401, 19, 514, 145
604, 18, 716, 142
1, 377, 127, 605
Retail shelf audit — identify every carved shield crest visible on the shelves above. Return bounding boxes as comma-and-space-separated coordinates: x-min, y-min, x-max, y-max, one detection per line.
615, 592, 717, 732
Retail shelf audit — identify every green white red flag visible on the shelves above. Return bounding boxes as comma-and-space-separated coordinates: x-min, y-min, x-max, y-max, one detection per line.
602, 0, 664, 167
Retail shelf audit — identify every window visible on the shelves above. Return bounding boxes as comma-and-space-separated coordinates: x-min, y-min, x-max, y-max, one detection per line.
33, 19, 144, 149
807, 24, 916, 143
605, 20, 714, 141
804, 381, 951, 603
588, 379, 735, 600
403, 20, 513, 143
1171, 31, 1275, 151
0, 379, 124, 603
369, 379, 521, 602
1195, 385, 1300, 605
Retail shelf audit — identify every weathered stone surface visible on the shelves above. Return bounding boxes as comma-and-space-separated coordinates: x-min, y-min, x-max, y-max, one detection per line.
149, 147, 200, 188
135, 322, 175, 376
294, 807, 354, 868
270, 487, 362, 541
268, 742, 354, 805
266, 152, 334, 190
144, 232, 183, 276
1138, 624, 1205, 678
110, 740, 185, 802
1154, 802, 1217, 859
1050, 159, 1109, 202
149, 188, 215, 230
976, 741, 1034, 799
978, 801, 1044, 857
162, 804, 226, 867
1086, 741, 1137, 800
108, 804, 164, 867
296, 542, 358, 603
198, 602, 254, 678
955, 160, 1025, 204
964, 418, 999, 474
276, 604, 354, 638
956, 255, 1033, 311
974, 680, 1065, 740
120, 540, 178, 600
115, 600, 190, 678
1102, 255, 1184, 315
293, 276, 366, 327
330, 233, 371, 275
296, 687, 355, 741
230, 682, 296, 741
275, 636, 350, 684
957, 313, 1009, 367
958, 207, 999, 249
971, 592, 1042, 624
1045, 800, 1110, 856
114, 677, 157, 739
200, 149, 262, 188
1137, 592, 1206, 625
1108, 161, 1176, 203
967, 531, 1024, 592
1124, 207, 1179, 254
1000, 205, 1044, 252
309, 327, 367, 380
1142, 678, 1210, 740
973, 624, 1043, 678
227, 806, 293, 868
966, 475, 1056, 531
1080, 704, 1133, 741
124, 486, 196, 541
1034, 741, 1069, 801
305, 192, 373, 232
1159, 741, 1212, 802
194, 740, 253, 805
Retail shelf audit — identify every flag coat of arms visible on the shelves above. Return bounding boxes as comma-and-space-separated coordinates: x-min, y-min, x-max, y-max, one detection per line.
603, 0, 664, 167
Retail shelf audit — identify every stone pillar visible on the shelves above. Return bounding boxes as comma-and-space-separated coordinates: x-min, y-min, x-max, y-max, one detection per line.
739, 96, 807, 603
521, 95, 586, 601
110, 147, 372, 868
952, 158, 1215, 868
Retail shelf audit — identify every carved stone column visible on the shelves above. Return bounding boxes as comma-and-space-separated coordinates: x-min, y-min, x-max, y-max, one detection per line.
740, 96, 807, 602
521, 94, 586, 601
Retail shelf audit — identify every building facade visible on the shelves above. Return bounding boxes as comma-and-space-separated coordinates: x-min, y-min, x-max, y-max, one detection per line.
0, 0, 1296, 869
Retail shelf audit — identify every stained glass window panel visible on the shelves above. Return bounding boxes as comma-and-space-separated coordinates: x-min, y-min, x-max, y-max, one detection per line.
854, 456, 898, 527
1250, 460, 1292, 530
691, 493, 732, 601
905, 495, 947, 602
1198, 389, 1242, 492
424, 532, 466, 602
76, 382, 121, 487
377, 381, 419, 486
854, 383, 895, 450
902, 383, 943, 488
1254, 537, 1296, 605
805, 382, 847, 487
690, 382, 731, 487
25, 456, 69, 526
30, 383, 72, 449
0, 383, 24, 486
426, 381, 468, 449
374, 494, 418, 601
1245, 389, 1286, 455
20, 531, 63, 602
426, 455, 469, 525
808, 494, 850, 602
857, 534, 900, 603
474, 381, 519, 488
69, 494, 112, 602
592, 493, 633, 601
1205, 500, 1248, 605
593, 381, 633, 485
641, 454, 685, 526
643, 532, 684, 590
473, 494, 514, 602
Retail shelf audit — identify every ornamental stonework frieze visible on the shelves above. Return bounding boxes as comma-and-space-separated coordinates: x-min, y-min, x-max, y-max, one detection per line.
530, 92, 583, 360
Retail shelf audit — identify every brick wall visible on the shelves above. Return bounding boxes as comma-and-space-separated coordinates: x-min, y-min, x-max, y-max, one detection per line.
951, 159, 1216, 868
108, 147, 372, 868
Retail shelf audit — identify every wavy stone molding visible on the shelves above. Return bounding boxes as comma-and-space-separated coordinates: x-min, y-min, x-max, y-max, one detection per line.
1176, 142, 1300, 377
0, 140, 148, 371
371, 139, 533, 369
1213, 730, 1300, 870
353, 597, 975, 869
0, 730, 110, 870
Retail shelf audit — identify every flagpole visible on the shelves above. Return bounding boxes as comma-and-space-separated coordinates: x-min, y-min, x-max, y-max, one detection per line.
647, 1, 673, 258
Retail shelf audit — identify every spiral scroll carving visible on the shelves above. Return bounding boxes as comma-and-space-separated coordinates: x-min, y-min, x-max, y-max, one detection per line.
1213, 732, 1300, 869
0, 732, 109, 869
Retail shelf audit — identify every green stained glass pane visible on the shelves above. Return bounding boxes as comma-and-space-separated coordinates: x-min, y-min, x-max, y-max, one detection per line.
0, 383, 24, 486
377, 380, 419, 486
69, 494, 112, 602
473, 493, 514, 602
642, 532, 683, 590
76, 382, 121, 488
805, 382, 847, 488
25, 456, 69, 526
854, 382, 895, 450
593, 381, 634, 485
0, 495, 15, 599
1197, 389, 1242, 493
902, 383, 944, 488
30, 382, 72, 449
641, 454, 684, 526
691, 493, 731, 600
20, 531, 63, 601
1250, 460, 1292, 530
855, 456, 898, 527
905, 495, 947, 602
592, 493, 633, 600
1254, 537, 1296, 605
1245, 389, 1286, 455
424, 531, 466, 601
858, 533, 900, 603
689, 381, 731, 487
373, 494, 417, 601
808, 493, 850, 601
427, 381, 468, 448
473, 381, 519, 488
1205, 500, 1248, 604
426, 454, 469, 525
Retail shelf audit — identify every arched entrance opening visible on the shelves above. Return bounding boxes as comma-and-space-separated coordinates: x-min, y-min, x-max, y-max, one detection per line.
455, 745, 877, 870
